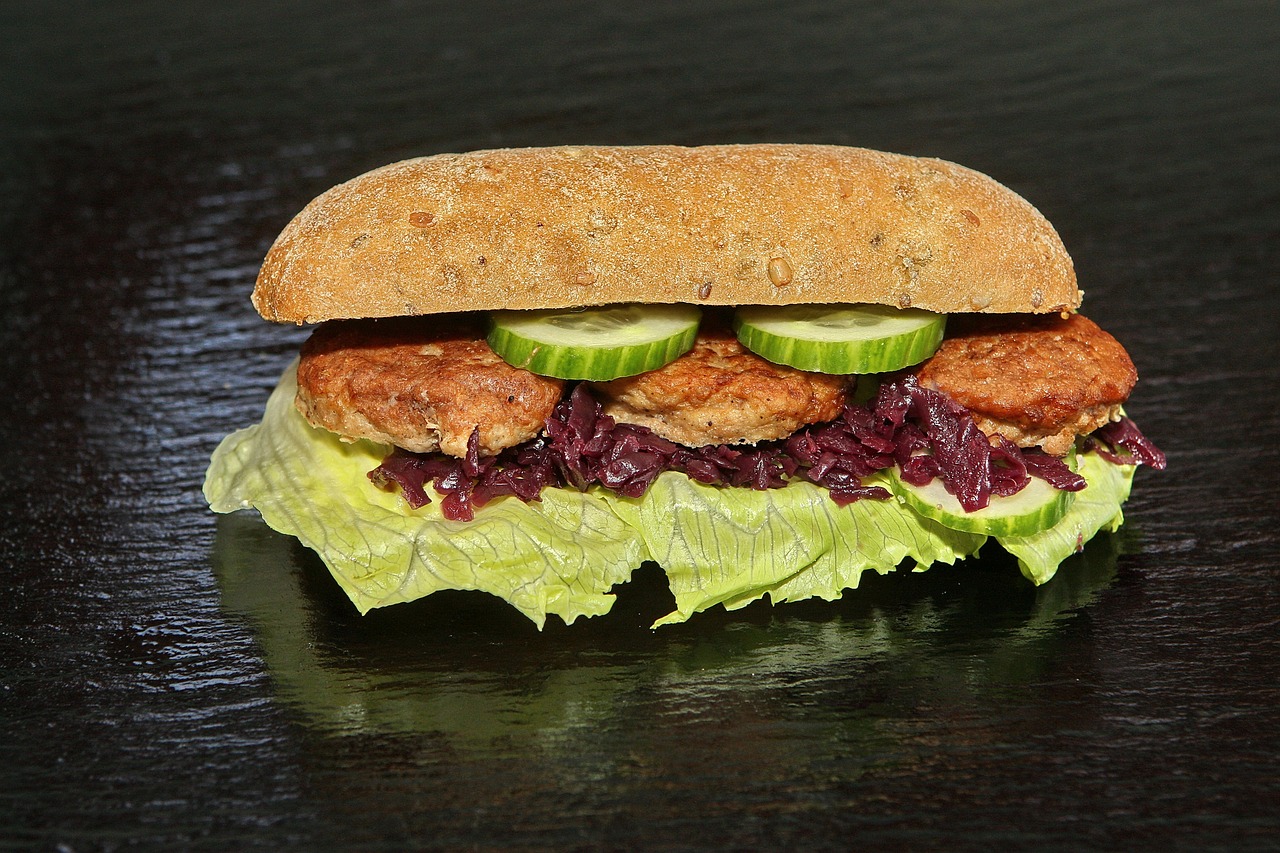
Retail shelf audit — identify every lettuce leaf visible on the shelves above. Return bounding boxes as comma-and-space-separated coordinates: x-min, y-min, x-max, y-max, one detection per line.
609, 472, 985, 625
204, 364, 1135, 628
998, 451, 1134, 584
205, 363, 645, 627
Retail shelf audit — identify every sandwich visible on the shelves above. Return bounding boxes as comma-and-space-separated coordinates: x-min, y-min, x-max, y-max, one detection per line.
204, 144, 1164, 628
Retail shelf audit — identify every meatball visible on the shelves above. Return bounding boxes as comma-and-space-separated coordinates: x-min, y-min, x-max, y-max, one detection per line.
913, 313, 1137, 456
295, 317, 564, 457
590, 330, 850, 447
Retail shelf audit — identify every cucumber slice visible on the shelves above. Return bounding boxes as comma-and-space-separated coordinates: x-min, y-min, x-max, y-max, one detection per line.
488, 304, 701, 380
890, 466, 1075, 537
732, 304, 945, 374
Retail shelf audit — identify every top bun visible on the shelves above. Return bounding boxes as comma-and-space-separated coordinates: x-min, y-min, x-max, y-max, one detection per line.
253, 144, 1080, 324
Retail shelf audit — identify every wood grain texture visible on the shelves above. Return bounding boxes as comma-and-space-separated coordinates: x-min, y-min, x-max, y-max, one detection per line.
2, 1, 1278, 850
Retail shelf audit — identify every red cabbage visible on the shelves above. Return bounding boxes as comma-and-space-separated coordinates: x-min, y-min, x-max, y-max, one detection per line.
1084, 416, 1168, 470
370, 378, 1155, 521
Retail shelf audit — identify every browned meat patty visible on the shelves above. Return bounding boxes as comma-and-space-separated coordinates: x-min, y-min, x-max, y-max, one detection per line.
295, 317, 564, 457
590, 330, 851, 447
913, 313, 1137, 456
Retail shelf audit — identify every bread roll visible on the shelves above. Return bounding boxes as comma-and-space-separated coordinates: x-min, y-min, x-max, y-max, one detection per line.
253, 145, 1080, 324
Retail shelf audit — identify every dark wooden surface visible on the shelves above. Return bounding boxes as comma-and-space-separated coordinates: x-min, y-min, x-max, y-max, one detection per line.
3, 1, 1278, 849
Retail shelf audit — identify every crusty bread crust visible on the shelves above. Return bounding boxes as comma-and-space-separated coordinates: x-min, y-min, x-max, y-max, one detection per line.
253, 145, 1080, 324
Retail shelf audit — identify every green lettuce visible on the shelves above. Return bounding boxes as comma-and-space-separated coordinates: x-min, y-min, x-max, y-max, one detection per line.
205, 363, 645, 627
204, 364, 1135, 628
1000, 451, 1133, 584
609, 473, 985, 625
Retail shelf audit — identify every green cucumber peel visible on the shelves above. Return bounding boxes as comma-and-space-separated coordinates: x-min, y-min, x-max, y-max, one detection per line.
488, 303, 700, 380
733, 303, 946, 374
889, 455, 1077, 538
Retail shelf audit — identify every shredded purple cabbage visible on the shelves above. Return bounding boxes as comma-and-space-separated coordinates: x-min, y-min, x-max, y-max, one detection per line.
869, 376, 1087, 511
370, 377, 1160, 521
1082, 416, 1168, 470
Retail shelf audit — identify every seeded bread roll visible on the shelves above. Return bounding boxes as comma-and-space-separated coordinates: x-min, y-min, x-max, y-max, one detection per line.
253, 144, 1080, 324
